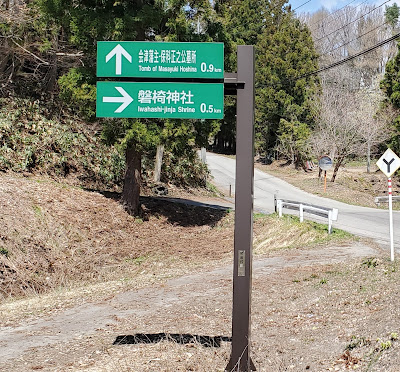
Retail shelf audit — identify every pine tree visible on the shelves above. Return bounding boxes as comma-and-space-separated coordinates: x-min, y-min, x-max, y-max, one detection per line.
38, 0, 227, 215
211, 0, 270, 153
385, 3, 400, 29
256, 9, 319, 162
213, 1, 319, 160
380, 44, 400, 154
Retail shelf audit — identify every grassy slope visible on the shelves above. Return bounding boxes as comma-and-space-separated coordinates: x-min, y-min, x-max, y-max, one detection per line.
0, 173, 353, 302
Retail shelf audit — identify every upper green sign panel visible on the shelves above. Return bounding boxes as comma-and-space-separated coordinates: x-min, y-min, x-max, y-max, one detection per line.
97, 41, 224, 79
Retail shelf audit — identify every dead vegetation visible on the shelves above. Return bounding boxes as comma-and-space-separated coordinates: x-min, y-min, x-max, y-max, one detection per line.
4, 244, 400, 372
0, 173, 230, 300
2, 169, 400, 371
0, 173, 351, 302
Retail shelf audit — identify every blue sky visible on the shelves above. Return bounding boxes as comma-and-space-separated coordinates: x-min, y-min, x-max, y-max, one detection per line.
289, 0, 397, 14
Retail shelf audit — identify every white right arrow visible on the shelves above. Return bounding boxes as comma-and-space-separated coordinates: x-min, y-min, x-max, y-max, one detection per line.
106, 44, 132, 75
103, 87, 133, 113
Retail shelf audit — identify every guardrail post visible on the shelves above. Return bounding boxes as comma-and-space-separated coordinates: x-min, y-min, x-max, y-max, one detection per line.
328, 210, 332, 234
277, 199, 283, 217
299, 204, 304, 222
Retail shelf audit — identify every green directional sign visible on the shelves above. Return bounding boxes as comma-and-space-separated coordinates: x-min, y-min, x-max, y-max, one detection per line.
96, 82, 224, 119
97, 41, 224, 79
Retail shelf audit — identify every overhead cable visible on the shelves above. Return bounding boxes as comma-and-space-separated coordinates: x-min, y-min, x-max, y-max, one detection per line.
315, 0, 392, 42
309, 0, 363, 29
311, 0, 370, 32
293, 0, 311, 12
296, 31, 400, 80
319, 20, 389, 57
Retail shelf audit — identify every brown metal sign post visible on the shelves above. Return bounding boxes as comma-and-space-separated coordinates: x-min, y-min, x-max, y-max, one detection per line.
225, 45, 256, 372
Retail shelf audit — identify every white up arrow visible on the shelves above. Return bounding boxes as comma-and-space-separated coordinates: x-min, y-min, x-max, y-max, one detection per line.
105, 44, 132, 75
103, 87, 133, 113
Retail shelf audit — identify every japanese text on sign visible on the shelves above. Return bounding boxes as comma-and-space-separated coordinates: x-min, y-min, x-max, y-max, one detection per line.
96, 82, 223, 119
138, 49, 197, 64
138, 89, 194, 105
97, 41, 223, 78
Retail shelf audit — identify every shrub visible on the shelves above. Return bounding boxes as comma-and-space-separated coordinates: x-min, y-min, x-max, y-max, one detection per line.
0, 98, 124, 190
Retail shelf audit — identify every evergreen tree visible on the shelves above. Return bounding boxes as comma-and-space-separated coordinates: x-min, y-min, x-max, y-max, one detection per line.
256, 9, 319, 163
385, 3, 400, 29
211, 0, 269, 153
37, 0, 227, 215
213, 0, 319, 160
380, 44, 400, 154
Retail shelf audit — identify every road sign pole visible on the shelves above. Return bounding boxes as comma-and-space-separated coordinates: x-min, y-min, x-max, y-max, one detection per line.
225, 45, 256, 372
388, 177, 394, 261
376, 149, 400, 260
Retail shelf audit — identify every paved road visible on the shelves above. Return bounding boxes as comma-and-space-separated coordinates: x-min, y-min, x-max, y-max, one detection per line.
205, 152, 400, 249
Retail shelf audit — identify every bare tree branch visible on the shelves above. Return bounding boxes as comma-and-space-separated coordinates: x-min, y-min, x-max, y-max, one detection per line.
11, 38, 49, 66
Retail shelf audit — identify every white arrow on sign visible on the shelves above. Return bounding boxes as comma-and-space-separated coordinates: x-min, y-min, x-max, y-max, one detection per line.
376, 148, 400, 178
105, 44, 132, 75
103, 87, 133, 113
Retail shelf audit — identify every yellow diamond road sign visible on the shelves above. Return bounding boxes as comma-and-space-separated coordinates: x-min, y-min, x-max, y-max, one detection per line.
376, 148, 400, 178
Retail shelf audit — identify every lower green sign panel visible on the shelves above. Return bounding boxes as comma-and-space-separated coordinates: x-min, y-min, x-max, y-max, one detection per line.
96, 82, 224, 119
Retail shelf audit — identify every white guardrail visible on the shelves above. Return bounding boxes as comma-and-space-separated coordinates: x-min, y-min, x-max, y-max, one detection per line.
274, 196, 339, 234
374, 195, 400, 206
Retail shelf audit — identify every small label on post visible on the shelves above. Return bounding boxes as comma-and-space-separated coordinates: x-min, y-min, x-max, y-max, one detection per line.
238, 250, 245, 277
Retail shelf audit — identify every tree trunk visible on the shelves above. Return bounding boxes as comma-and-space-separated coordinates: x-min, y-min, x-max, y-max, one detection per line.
200, 147, 206, 163
330, 157, 343, 182
367, 143, 371, 173
122, 146, 141, 216
153, 144, 164, 183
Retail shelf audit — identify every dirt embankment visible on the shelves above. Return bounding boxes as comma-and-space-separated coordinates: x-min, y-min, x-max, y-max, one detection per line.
0, 173, 235, 300
1, 172, 351, 301
2, 172, 400, 371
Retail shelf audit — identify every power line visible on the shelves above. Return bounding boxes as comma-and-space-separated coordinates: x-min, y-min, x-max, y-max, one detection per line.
309, 0, 363, 29
319, 20, 389, 58
315, 0, 392, 42
296, 31, 400, 80
293, 0, 311, 12
311, 0, 370, 32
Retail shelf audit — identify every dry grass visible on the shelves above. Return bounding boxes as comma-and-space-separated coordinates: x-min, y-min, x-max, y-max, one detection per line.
0, 173, 233, 301
78, 341, 231, 372
100, 257, 400, 372
253, 214, 351, 255
0, 172, 354, 329
6, 248, 400, 372
1, 173, 352, 302
4, 172, 389, 372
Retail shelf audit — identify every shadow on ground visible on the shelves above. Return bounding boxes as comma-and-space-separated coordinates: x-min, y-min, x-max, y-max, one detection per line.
113, 333, 232, 348
85, 189, 230, 227
141, 197, 230, 227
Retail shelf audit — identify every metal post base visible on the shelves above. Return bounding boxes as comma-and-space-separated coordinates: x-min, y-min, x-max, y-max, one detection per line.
225, 355, 256, 372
